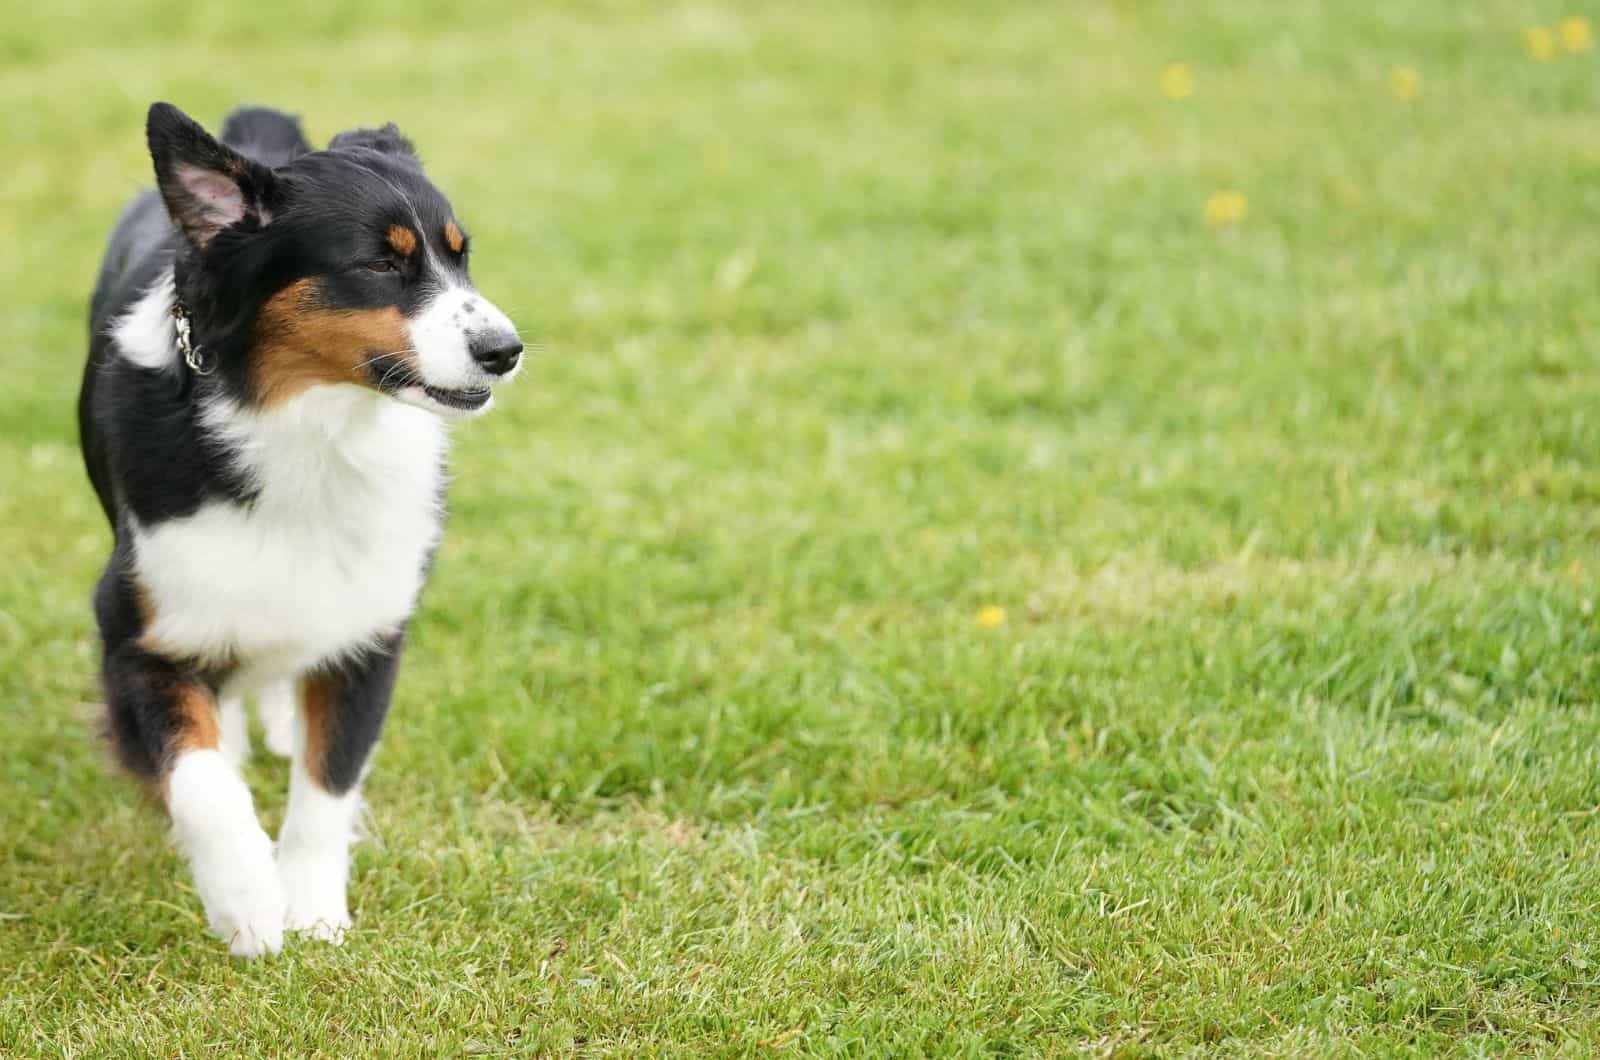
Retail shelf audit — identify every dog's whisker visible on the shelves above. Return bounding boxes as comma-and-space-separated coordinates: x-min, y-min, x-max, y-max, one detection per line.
378, 360, 418, 391
354, 349, 426, 386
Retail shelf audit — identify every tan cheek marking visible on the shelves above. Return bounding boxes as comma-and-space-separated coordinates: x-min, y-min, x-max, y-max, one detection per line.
443, 221, 464, 254
252, 279, 412, 407
386, 224, 418, 256
301, 672, 341, 790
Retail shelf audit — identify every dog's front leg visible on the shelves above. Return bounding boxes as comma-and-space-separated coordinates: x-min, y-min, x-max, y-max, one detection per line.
278, 633, 404, 943
103, 643, 285, 957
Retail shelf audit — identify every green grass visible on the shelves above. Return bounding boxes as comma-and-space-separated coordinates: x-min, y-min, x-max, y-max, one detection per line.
5, 0, 1600, 1054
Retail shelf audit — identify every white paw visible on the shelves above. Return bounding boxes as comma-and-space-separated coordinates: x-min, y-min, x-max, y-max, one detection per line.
208, 875, 287, 958
191, 829, 286, 957
258, 682, 296, 759
288, 908, 351, 944
279, 850, 350, 944
167, 750, 284, 958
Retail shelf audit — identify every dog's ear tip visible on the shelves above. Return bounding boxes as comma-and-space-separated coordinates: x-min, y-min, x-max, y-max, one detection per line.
146, 101, 181, 128
145, 102, 201, 150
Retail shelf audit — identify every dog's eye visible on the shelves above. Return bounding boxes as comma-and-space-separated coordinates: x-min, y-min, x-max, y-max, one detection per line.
364, 260, 398, 273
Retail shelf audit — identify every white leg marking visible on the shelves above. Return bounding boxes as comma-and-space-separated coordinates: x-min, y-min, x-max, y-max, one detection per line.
166, 750, 284, 958
218, 692, 251, 768
258, 681, 296, 759
278, 719, 361, 943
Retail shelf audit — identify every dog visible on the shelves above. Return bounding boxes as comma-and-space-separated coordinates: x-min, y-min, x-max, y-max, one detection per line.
78, 102, 522, 956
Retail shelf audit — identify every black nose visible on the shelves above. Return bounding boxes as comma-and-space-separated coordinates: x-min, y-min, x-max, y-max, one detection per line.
469, 333, 522, 375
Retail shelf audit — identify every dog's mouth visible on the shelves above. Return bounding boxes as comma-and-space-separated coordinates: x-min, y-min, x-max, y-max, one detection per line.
420, 384, 492, 411
365, 355, 499, 417
391, 383, 495, 418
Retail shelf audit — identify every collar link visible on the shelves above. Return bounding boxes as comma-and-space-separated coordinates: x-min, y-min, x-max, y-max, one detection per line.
171, 301, 213, 375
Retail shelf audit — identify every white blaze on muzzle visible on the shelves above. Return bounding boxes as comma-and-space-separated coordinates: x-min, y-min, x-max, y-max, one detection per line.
393, 283, 522, 416
405, 284, 521, 389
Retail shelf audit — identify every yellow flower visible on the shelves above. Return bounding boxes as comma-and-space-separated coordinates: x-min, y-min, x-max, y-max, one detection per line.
1158, 62, 1194, 100
1203, 190, 1248, 228
975, 605, 1006, 629
1525, 25, 1557, 61
1389, 66, 1421, 101
1559, 15, 1594, 53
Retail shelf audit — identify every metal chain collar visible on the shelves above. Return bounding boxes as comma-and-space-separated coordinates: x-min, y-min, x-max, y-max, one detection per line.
170, 302, 213, 375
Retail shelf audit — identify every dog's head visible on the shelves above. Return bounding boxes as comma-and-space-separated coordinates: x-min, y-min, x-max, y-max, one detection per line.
147, 102, 521, 416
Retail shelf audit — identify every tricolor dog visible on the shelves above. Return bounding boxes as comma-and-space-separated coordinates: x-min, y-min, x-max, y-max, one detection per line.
78, 103, 522, 956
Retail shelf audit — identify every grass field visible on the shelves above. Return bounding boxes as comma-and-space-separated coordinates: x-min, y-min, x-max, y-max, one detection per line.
4, 0, 1600, 1054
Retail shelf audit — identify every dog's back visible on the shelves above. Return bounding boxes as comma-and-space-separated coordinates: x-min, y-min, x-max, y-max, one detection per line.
79, 107, 312, 524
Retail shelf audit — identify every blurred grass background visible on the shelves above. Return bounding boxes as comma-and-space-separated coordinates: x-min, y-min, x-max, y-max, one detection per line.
5, 0, 1600, 1054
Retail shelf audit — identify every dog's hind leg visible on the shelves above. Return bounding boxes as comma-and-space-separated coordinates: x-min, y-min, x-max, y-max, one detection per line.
218, 689, 251, 768
257, 680, 296, 759
278, 633, 404, 943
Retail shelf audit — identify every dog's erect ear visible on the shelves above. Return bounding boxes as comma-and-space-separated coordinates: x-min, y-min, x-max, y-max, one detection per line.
328, 123, 419, 162
147, 102, 277, 249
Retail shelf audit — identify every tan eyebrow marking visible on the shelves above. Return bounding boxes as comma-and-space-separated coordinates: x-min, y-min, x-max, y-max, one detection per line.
386, 224, 418, 256
443, 221, 465, 254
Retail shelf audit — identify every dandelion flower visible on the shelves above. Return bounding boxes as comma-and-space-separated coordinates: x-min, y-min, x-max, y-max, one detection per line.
1204, 190, 1248, 228
1525, 26, 1557, 61
1389, 66, 1421, 100
976, 605, 1006, 628
1559, 15, 1594, 53
1159, 62, 1195, 100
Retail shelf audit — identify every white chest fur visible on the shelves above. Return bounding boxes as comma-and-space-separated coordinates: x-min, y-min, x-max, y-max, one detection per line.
132, 386, 448, 683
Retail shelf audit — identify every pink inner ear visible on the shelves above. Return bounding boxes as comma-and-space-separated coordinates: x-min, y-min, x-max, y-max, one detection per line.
174, 162, 250, 230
